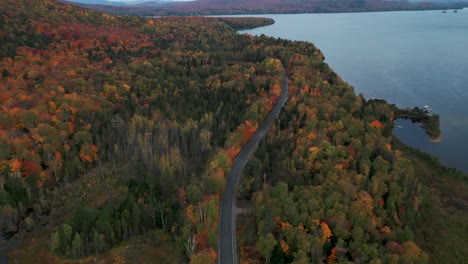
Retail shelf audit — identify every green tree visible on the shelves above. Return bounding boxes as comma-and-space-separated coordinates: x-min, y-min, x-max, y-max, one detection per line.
50, 230, 60, 253
70, 232, 84, 258
59, 223, 73, 255
257, 233, 277, 264
92, 231, 106, 254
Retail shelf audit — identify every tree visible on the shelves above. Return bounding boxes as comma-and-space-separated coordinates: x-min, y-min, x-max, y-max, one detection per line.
190, 250, 214, 264
186, 185, 203, 205
402, 241, 428, 264
257, 233, 277, 264
70, 232, 84, 258
50, 230, 60, 253
92, 231, 106, 255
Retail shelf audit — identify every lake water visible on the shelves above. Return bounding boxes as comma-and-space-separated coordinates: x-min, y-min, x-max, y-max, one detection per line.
239, 9, 468, 173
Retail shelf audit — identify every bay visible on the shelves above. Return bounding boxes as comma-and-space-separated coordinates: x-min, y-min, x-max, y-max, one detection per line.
238, 9, 468, 173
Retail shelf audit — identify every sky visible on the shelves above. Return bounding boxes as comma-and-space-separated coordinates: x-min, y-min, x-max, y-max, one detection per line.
68, 0, 192, 4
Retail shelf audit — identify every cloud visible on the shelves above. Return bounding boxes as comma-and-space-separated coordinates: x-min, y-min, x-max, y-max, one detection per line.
105, 0, 193, 2
68, 0, 193, 4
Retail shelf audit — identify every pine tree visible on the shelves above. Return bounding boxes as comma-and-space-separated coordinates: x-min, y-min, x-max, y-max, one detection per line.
70, 232, 84, 258
60, 224, 73, 255
50, 231, 60, 253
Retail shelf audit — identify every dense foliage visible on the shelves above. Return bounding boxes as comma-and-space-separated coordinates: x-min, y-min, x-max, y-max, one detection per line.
228, 38, 430, 263
67, 0, 467, 16
1, 0, 466, 263
1, 0, 277, 261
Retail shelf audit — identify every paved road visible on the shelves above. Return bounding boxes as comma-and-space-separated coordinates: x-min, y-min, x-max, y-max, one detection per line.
218, 71, 288, 264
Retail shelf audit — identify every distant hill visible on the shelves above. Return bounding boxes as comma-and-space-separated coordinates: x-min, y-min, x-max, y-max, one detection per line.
67, 0, 131, 5
65, 0, 468, 15
67, 0, 171, 5
410, 0, 467, 2
63, 0, 179, 10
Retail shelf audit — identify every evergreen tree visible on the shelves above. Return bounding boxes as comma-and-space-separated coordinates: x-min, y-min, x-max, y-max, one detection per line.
70, 232, 84, 258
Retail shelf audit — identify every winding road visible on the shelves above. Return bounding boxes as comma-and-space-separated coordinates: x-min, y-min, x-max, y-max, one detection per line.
218, 70, 288, 264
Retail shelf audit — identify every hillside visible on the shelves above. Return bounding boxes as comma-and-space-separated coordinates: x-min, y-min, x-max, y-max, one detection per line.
1, 0, 466, 263
64, 0, 468, 16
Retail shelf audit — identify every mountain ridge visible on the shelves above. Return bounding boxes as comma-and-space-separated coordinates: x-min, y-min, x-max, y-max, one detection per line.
64, 0, 468, 16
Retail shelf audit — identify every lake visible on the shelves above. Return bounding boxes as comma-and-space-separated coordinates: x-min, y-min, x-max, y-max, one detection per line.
238, 9, 468, 173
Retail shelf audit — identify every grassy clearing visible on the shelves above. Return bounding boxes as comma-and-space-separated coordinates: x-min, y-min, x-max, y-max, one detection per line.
416, 177, 468, 263
393, 137, 468, 263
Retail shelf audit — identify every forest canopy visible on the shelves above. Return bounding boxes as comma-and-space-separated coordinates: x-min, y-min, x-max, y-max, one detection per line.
0, 0, 466, 263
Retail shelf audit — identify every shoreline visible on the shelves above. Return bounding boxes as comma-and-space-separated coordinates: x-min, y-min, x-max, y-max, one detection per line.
430, 132, 443, 143
393, 118, 443, 143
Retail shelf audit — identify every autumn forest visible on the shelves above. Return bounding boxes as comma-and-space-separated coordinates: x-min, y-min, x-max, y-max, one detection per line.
0, 0, 466, 263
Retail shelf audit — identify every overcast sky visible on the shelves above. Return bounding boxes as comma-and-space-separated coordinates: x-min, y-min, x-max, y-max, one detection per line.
68, 0, 193, 4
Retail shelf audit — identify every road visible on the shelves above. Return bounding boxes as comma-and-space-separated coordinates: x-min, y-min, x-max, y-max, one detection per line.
218, 71, 288, 264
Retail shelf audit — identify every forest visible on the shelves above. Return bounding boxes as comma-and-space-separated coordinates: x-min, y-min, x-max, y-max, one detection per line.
67, 0, 468, 17
1, 0, 467, 263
